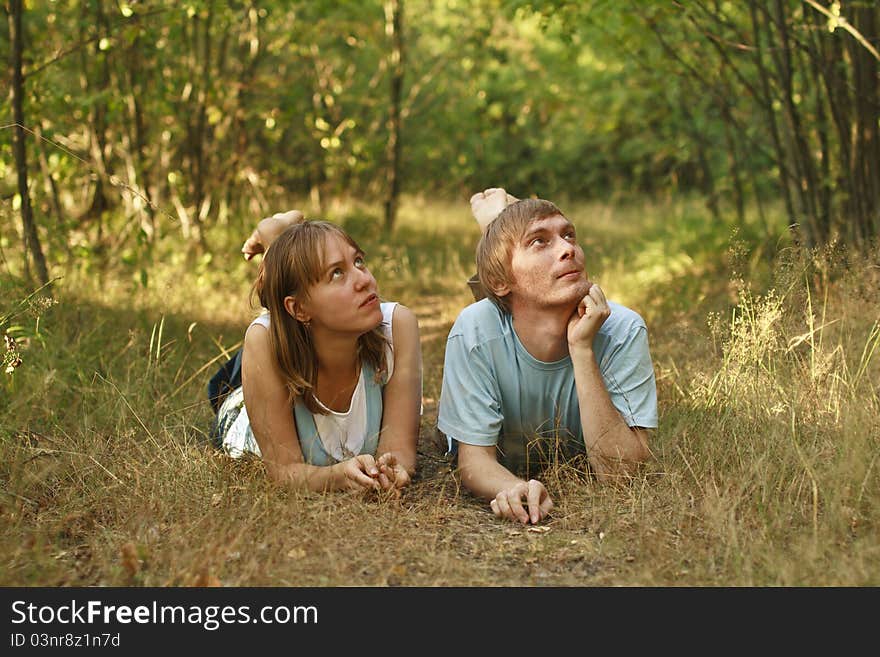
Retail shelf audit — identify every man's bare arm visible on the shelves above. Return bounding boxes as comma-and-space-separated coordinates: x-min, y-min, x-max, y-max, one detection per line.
457, 443, 553, 524
570, 348, 652, 482
567, 285, 652, 482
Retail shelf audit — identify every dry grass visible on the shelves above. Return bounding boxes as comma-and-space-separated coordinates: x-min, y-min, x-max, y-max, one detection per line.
1, 196, 877, 586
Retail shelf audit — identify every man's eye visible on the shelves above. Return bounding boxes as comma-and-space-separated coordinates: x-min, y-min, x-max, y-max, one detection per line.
529, 238, 546, 247
331, 268, 344, 280
564, 232, 576, 241
354, 256, 365, 268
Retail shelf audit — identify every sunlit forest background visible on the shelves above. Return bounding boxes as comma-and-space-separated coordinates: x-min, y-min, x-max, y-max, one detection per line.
1, 1, 878, 586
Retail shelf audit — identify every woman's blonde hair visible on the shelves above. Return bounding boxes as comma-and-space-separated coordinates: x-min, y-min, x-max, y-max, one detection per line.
251, 221, 388, 414
475, 198, 563, 312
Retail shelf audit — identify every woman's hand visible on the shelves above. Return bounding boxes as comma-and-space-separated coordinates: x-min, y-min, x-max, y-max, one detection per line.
375, 452, 412, 491
340, 454, 382, 491
241, 210, 305, 260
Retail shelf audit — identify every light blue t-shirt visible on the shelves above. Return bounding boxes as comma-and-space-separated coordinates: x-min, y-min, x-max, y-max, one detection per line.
437, 299, 658, 474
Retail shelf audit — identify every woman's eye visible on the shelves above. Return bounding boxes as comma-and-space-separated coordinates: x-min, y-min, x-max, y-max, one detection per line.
564, 232, 576, 242
354, 256, 365, 268
331, 268, 344, 280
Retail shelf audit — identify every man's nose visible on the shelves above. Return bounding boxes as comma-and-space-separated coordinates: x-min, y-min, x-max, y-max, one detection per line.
557, 237, 576, 259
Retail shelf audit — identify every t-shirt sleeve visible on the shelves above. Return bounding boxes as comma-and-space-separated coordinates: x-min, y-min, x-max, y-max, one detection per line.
600, 325, 658, 429
437, 335, 503, 448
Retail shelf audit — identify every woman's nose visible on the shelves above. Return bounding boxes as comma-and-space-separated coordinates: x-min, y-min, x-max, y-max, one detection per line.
353, 267, 373, 289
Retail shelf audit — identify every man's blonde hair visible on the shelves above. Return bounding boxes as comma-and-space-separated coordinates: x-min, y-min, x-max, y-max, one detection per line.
475, 198, 563, 312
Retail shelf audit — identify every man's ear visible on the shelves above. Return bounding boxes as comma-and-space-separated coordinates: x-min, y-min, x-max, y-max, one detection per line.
283, 295, 310, 323
484, 274, 510, 298
493, 283, 511, 298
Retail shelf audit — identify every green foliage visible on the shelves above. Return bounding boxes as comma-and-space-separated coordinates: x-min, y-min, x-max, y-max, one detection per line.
0, 276, 58, 382
5, 0, 877, 279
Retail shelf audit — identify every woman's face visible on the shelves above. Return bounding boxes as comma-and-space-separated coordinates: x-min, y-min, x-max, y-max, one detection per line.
294, 233, 383, 336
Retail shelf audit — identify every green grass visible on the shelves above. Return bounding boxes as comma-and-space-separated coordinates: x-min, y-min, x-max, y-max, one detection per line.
1, 195, 877, 586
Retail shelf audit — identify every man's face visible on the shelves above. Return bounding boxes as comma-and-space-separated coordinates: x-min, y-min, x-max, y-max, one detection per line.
503, 214, 591, 312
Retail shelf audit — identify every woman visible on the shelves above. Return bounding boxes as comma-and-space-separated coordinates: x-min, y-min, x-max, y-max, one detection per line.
213, 211, 422, 492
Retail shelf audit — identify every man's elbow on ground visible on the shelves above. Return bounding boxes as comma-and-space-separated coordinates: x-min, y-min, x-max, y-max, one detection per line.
620, 427, 654, 476
592, 427, 653, 483
631, 426, 653, 464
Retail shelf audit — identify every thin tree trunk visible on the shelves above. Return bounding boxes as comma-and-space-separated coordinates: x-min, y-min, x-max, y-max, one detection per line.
7, 0, 49, 285
676, 95, 721, 223
383, 0, 404, 232
126, 29, 156, 242
770, 0, 821, 246
721, 117, 746, 229
797, 17, 832, 242
232, 4, 262, 174
34, 123, 70, 262
749, 2, 797, 239
849, 5, 880, 244
190, 9, 213, 249
75, 0, 113, 242
808, 8, 855, 242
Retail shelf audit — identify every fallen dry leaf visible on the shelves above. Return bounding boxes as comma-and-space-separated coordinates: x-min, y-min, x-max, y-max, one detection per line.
121, 542, 139, 577
286, 547, 306, 560
192, 571, 222, 587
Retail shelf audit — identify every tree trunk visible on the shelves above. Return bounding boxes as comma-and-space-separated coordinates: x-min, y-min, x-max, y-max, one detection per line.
749, 2, 797, 237
786, 8, 831, 243
383, 0, 404, 232
34, 123, 70, 263
808, 8, 855, 242
848, 5, 880, 244
126, 29, 156, 243
802, 9, 833, 240
676, 95, 721, 223
189, 9, 213, 250
721, 117, 745, 229
770, 0, 821, 246
78, 0, 113, 238
7, 0, 49, 285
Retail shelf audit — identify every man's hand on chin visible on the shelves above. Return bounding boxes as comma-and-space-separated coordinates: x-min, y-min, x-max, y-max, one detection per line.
566, 282, 610, 351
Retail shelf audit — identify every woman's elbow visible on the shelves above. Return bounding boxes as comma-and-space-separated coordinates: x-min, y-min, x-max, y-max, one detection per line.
264, 460, 313, 490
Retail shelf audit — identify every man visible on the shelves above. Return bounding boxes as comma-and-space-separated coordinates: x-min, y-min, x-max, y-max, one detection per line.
437, 188, 658, 524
